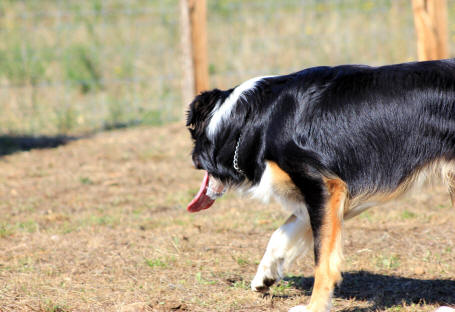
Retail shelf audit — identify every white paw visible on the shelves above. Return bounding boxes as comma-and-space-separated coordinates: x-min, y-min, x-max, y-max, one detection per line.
251, 272, 276, 292
434, 307, 455, 312
288, 305, 310, 312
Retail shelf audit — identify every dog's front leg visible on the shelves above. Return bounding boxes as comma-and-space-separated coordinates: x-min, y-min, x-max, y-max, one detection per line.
251, 213, 313, 292
290, 178, 346, 312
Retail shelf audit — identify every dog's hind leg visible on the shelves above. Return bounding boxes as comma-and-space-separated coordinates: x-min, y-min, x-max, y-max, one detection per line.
449, 184, 455, 207
448, 173, 455, 207
290, 178, 347, 312
251, 212, 313, 292
442, 164, 455, 207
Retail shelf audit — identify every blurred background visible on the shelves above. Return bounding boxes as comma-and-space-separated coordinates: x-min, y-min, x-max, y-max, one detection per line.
0, 0, 454, 136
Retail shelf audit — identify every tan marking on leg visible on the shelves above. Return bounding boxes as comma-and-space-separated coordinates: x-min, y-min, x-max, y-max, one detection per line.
267, 161, 303, 201
325, 179, 344, 254
450, 188, 455, 208
268, 161, 292, 183
445, 170, 455, 207
307, 178, 347, 312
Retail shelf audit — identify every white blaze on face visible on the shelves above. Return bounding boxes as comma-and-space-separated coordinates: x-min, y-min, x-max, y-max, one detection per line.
206, 76, 270, 139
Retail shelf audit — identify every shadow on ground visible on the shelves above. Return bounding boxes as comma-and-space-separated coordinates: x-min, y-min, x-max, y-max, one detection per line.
285, 271, 455, 311
0, 135, 77, 156
0, 120, 155, 157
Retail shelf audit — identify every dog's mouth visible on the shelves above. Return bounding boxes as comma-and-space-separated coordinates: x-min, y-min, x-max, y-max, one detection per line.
187, 171, 226, 212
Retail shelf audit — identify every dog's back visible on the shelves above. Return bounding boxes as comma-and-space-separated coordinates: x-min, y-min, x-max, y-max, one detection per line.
260, 60, 455, 199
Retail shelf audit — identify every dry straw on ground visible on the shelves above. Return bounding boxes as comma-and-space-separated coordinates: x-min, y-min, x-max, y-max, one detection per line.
0, 124, 454, 311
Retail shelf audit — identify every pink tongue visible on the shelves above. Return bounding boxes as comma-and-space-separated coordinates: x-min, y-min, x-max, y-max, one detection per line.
187, 172, 216, 213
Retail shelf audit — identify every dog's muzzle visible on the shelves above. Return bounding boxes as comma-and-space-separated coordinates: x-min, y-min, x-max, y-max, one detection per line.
187, 171, 226, 212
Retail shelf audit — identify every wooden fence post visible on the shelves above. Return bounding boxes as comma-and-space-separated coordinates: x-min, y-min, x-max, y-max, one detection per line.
412, 0, 449, 61
180, 0, 209, 115
189, 0, 209, 94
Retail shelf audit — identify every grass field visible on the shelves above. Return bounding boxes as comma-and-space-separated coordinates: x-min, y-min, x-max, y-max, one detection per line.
0, 124, 454, 311
1, 0, 455, 135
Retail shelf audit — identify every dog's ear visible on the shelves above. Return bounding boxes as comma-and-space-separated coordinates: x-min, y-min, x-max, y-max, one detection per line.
186, 89, 222, 136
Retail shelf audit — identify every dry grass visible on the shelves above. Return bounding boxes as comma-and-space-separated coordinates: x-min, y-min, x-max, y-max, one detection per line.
0, 124, 454, 311
3, 0, 455, 135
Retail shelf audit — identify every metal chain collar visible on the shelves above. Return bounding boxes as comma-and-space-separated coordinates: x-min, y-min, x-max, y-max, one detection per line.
233, 134, 246, 177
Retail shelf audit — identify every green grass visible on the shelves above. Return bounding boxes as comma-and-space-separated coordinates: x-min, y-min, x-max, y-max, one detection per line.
236, 257, 250, 266
376, 254, 401, 270
88, 215, 119, 227
17, 220, 39, 233
401, 210, 417, 220
79, 176, 94, 185
271, 281, 293, 295
42, 300, 69, 312
0, 223, 14, 238
231, 280, 249, 290
195, 272, 216, 285
145, 258, 167, 268
1, 0, 455, 135
63, 44, 103, 94
0, 0, 180, 135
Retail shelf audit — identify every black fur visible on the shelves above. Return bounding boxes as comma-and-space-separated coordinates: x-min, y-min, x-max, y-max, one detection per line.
187, 59, 455, 262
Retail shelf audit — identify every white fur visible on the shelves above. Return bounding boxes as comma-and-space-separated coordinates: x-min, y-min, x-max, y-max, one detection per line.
206, 76, 269, 139
250, 162, 314, 293
248, 162, 340, 312
288, 306, 311, 312
343, 201, 377, 220
206, 178, 226, 200
251, 213, 313, 292
434, 307, 455, 312
248, 162, 309, 218
249, 161, 274, 203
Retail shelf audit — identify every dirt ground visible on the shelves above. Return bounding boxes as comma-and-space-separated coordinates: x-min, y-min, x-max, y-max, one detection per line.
0, 124, 454, 312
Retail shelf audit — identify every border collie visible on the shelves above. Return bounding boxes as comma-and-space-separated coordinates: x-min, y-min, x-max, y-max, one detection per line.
186, 59, 455, 312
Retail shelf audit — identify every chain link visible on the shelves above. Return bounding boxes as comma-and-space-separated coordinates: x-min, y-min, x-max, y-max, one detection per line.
233, 135, 246, 177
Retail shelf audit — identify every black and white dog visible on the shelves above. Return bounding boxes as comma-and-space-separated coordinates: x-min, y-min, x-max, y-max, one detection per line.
186, 59, 455, 312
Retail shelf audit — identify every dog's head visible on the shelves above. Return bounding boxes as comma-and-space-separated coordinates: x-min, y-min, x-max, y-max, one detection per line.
186, 88, 239, 212
186, 89, 222, 140
186, 89, 222, 172
186, 89, 222, 169
186, 88, 241, 177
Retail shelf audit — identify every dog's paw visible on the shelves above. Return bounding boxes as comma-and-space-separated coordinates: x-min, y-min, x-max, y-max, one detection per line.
434, 307, 455, 312
288, 305, 310, 312
250, 274, 276, 292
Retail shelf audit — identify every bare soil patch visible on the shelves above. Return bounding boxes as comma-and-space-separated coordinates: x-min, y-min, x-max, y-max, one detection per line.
0, 124, 454, 311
